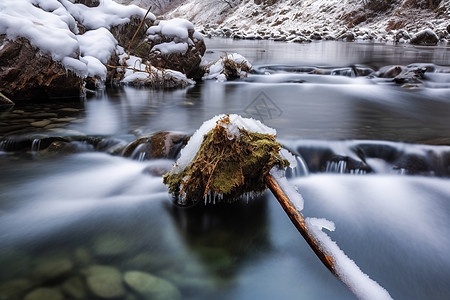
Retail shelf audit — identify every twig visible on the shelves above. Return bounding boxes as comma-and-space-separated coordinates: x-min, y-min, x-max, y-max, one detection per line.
264, 174, 337, 275
0, 92, 14, 105
127, 6, 153, 55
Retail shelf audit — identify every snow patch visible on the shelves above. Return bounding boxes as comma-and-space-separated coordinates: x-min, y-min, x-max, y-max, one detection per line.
306, 217, 393, 300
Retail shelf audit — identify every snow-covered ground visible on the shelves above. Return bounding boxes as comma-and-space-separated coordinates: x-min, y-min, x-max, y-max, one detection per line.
161, 0, 449, 43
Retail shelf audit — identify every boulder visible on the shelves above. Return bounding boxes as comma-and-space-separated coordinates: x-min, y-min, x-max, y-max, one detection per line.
122, 132, 188, 160
410, 29, 439, 46
134, 19, 206, 79
0, 36, 83, 100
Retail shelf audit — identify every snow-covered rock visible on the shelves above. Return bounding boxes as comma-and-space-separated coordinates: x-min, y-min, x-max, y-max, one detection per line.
202, 53, 252, 82
0, 0, 208, 100
0, 0, 153, 100
134, 18, 206, 79
410, 29, 439, 46
119, 53, 195, 87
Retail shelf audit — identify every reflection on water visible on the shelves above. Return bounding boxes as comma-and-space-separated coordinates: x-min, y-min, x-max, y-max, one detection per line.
0, 40, 450, 300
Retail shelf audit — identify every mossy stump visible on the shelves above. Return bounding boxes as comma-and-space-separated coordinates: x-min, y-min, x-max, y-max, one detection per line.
163, 115, 288, 206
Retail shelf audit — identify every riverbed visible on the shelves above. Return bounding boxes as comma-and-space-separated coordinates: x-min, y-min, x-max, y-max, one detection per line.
0, 39, 449, 300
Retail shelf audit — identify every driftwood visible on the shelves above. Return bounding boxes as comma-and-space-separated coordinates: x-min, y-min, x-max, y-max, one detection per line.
264, 174, 337, 276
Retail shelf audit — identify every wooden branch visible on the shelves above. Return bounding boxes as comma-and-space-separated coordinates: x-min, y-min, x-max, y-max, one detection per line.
264, 174, 337, 276
127, 6, 153, 55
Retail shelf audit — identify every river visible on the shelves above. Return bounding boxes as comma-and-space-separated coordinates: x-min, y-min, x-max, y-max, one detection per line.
0, 39, 449, 300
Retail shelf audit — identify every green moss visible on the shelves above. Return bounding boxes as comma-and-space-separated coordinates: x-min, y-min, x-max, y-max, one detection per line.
163, 117, 288, 206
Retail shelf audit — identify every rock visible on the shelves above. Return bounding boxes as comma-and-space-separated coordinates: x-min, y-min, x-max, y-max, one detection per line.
393, 67, 426, 84
32, 256, 74, 282
24, 288, 64, 300
395, 30, 411, 42
122, 132, 188, 160
74, 0, 100, 7
85, 265, 125, 299
123, 271, 181, 300
410, 29, 439, 46
0, 278, 34, 300
61, 276, 87, 300
0, 36, 83, 101
377, 65, 406, 78
134, 19, 206, 79
30, 120, 51, 128
309, 32, 322, 40
93, 233, 130, 257
338, 32, 355, 41
202, 53, 252, 81
73, 247, 93, 266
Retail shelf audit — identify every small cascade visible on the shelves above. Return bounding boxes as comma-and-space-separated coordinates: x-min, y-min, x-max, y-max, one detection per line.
0, 140, 7, 151
138, 152, 146, 161
286, 155, 309, 178
325, 160, 347, 173
130, 143, 150, 161
31, 139, 41, 153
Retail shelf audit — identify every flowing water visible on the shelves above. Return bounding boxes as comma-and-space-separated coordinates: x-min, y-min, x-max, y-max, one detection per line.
0, 39, 450, 300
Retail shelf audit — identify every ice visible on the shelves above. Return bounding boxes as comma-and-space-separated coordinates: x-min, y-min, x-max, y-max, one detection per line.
171, 114, 277, 174
306, 217, 393, 300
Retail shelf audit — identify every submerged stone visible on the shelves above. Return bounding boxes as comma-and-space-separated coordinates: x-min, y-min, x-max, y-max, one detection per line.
24, 288, 64, 300
85, 265, 125, 299
61, 276, 87, 300
0, 278, 34, 300
123, 271, 181, 300
31, 256, 74, 282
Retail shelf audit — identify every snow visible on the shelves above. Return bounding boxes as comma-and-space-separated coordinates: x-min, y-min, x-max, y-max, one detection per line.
151, 41, 189, 55
306, 217, 393, 300
146, 18, 203, 56
270, 167, 304, 211
0, 0, 150, 78
77, 28, 117, 64
0, 0, 80, 61
60, 0, 155, 30
81, 55, 107, 80
203, 53, 252, 81
163, 0, 449, 43
171, 114, 277, 174
119, 53, 195, 86
147, 18, 197, 40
